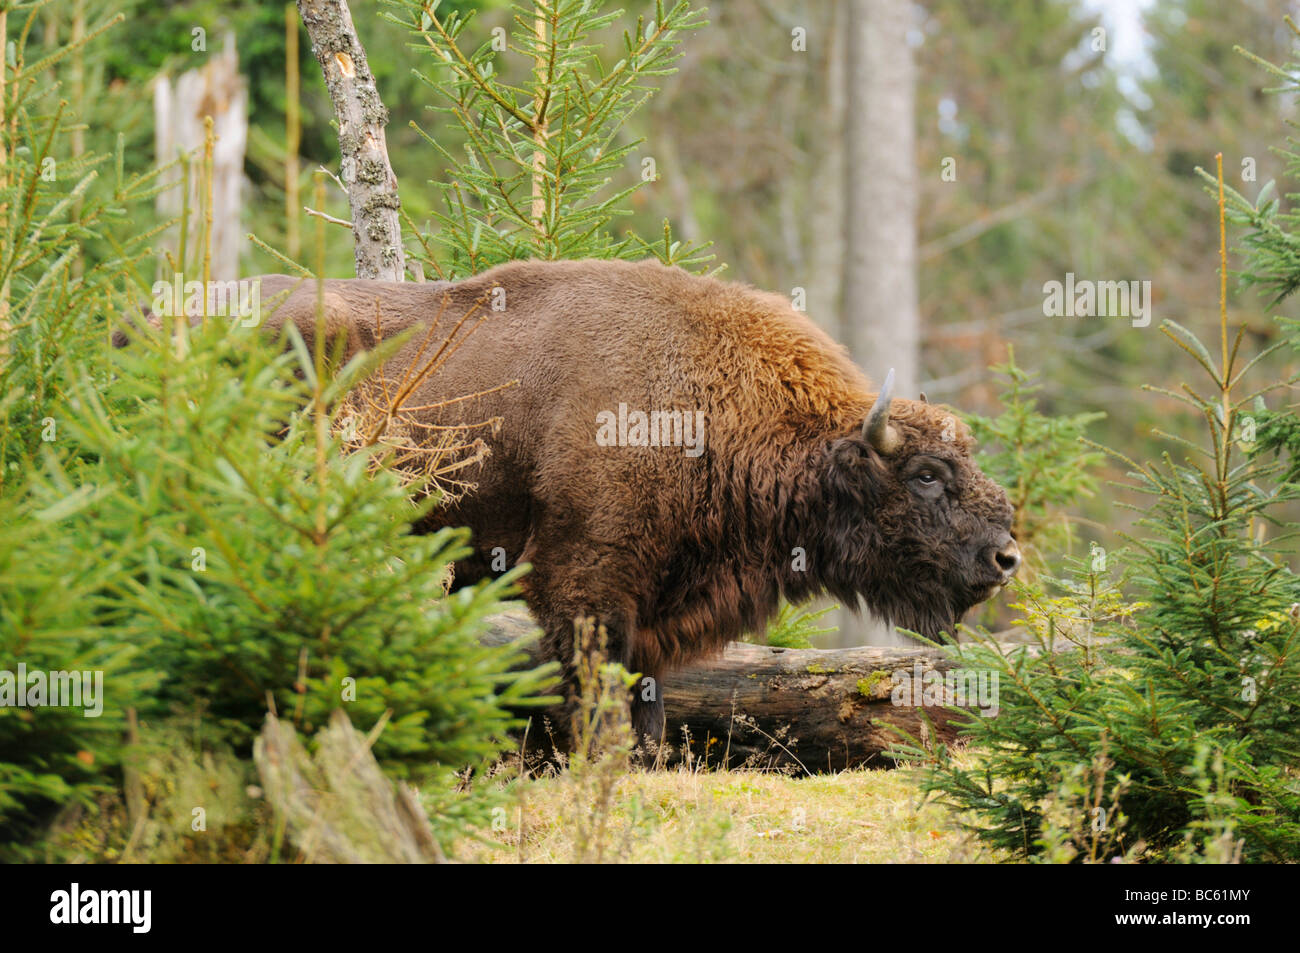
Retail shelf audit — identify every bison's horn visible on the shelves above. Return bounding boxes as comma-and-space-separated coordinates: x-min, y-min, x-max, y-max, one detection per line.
863, 367, 902, 454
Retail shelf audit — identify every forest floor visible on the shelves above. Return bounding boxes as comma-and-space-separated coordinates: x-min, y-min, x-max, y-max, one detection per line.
453, 764, 996, 863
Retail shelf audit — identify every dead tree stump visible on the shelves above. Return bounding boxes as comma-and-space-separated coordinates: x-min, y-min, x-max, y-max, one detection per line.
153, 34, 248, 280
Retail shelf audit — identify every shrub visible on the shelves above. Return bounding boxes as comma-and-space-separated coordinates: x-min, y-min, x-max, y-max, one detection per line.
0, 8, 164, 858
960, 347, 1105, 583
892, 161, 1300, 863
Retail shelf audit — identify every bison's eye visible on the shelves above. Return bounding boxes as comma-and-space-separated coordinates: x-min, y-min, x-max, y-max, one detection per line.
906, 457, 952, 498
908, 467, 946, 499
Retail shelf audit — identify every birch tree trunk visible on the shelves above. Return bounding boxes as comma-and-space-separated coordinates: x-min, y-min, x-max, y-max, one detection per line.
296, 0, 405, 281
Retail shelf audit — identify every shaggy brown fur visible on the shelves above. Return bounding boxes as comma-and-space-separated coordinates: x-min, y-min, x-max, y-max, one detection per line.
170, 259, 1019, 751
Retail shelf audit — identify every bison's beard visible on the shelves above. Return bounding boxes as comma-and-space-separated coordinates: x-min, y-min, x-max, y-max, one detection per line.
882, 599, 959, 643
862, 579, 1000, 643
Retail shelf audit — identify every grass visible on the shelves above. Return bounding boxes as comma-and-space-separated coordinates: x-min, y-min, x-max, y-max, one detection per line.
444, 622, 998, 864
451, 763, 996, 863
41, 627, 1001, 864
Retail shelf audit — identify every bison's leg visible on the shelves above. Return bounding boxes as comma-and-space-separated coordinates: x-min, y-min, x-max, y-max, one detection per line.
625, 644, 667, 765
522, 555, 666, 764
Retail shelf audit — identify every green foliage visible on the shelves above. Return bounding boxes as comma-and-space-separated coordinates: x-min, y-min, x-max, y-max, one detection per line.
0, 15, 163, 474
1210, 19, 1300, 308
892, 322, 1300, 862
3, 304, 556, 853
961, 347, 1105, 579
1253, 400, 1300, 484
44, 725, 272, 864
0, 8, 167, 859
0, 486, 159, 859
0, 1, 560, 858
752, 600, 838, 650
891, 24, 1300, 866
69, 317, 548, 827
385, 0, 712, 276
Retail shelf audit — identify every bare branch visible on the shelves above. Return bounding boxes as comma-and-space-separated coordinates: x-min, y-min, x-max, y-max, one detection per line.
304, 205, 353, 228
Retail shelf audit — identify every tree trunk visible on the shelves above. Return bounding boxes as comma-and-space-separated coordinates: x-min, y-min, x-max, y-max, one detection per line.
844, 0, 919, 396
479, 608, 973, 773
837, 0, 920, 647
296, 0, 405, 280
806, 0, 846, 342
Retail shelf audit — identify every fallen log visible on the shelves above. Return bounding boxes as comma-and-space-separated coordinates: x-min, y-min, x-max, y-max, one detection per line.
478, 606, 997, 773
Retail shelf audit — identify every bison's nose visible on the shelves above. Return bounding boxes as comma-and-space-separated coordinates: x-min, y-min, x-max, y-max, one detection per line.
991, 537, 1021, 580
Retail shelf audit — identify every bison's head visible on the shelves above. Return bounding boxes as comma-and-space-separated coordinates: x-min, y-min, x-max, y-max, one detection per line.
820, 370, 1020, 641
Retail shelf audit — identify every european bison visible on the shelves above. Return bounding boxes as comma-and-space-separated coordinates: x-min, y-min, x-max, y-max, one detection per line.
135, 258, 1021, 752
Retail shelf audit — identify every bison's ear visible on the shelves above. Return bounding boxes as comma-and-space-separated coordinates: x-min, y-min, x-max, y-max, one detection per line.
824, 435, 886, 509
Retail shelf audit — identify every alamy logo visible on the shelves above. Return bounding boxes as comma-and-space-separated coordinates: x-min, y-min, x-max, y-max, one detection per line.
0, 663, 103, 717
151, 273, 262, 327
890, 662, 999, 717
50, 883, 151, 933
595, 403, 707, 458
1042, 272, 1152, 328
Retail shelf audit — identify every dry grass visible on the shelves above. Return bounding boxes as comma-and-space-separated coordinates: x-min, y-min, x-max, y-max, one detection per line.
444, 619, 1000, 864
451, 763, 997, 864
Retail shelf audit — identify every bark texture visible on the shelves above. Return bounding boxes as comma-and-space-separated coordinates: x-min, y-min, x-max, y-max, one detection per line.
296, 0, 405, 280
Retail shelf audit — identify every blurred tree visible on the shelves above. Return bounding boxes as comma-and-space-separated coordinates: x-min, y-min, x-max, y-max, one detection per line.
844, 0, 920, 401
833, 0, 921, 646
